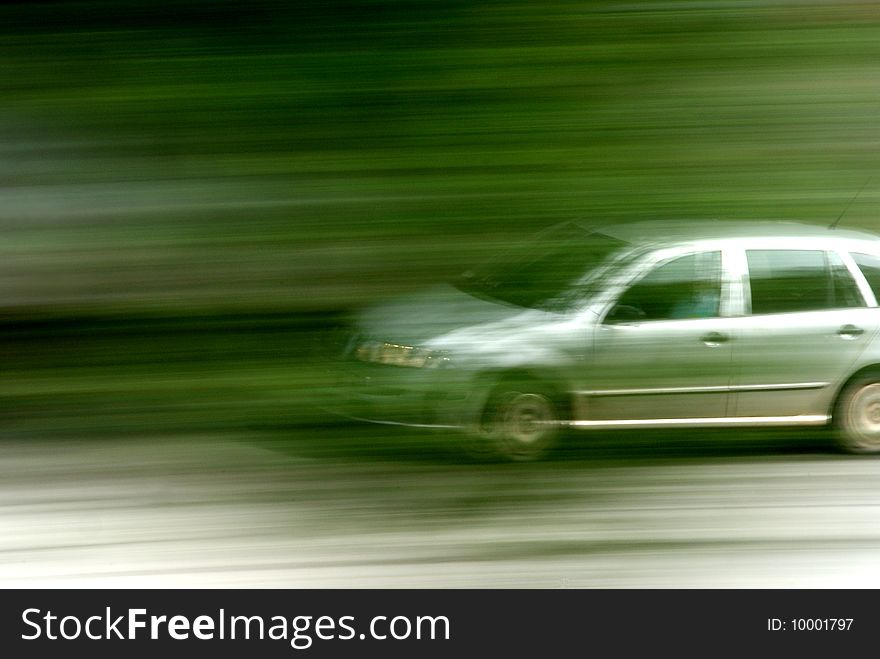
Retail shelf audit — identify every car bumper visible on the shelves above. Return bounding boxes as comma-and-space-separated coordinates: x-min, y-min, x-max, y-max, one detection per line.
324, 360, 476, 430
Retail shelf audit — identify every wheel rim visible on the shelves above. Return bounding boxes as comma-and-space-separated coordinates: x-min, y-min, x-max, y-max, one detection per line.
499, 392, 557, 449
845, 383, 880, 451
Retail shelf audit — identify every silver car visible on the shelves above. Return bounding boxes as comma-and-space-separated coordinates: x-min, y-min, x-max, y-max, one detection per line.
334, 220, 880, 459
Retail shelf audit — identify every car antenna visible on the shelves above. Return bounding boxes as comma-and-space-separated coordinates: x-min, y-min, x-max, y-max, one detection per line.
830, 177, 872, 229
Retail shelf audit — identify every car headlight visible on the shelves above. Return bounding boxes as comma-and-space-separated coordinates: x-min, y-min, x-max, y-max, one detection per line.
355, 341, 450, 368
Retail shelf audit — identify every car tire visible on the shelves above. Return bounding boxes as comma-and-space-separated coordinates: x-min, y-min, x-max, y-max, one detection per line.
479, 385, 563, 461
834, 377, 880, 454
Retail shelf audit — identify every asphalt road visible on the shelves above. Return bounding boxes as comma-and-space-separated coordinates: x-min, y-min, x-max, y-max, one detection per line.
3, 426, 880, 588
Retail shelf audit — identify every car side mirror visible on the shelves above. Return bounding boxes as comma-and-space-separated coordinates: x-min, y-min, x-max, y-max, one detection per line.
605, 303, 646, 324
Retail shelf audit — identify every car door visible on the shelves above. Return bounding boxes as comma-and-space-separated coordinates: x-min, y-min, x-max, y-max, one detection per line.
729, 247, 880, 418
581, 249, 735, 421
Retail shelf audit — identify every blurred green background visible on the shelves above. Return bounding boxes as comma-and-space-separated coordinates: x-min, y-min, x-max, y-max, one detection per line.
3, 0, 880, 438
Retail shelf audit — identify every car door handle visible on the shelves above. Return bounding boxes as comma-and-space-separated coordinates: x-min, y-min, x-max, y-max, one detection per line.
837, 324, 865, 340
700, 332, 729, 346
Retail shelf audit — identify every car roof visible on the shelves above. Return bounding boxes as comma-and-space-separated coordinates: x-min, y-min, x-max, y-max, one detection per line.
587, 219, 880, 247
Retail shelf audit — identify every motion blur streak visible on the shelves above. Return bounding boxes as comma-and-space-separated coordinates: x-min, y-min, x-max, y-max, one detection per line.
3, 1, 880, 586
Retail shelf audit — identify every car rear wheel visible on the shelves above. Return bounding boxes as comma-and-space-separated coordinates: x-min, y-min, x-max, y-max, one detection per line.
479, 387, 562, 461
835, 378, 880, 454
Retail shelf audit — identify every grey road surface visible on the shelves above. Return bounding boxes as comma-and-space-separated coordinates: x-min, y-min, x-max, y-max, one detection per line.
3, 429, 880, 588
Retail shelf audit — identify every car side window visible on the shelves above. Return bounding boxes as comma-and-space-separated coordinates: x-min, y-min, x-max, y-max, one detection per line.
746, 249, 864, 315
852, 252, 880, 301
829, 251, 865, 308
607, 251, 722, 323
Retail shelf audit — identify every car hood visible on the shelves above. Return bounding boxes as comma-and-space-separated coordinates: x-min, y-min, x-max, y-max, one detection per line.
354, 283, 529, 346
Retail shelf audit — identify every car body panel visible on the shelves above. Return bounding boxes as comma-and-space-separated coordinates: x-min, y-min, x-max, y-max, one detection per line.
726, 307, 880, 417
584, 316, 734, 420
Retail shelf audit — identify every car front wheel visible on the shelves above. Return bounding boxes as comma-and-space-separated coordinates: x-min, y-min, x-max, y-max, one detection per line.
480, 387, 562, 461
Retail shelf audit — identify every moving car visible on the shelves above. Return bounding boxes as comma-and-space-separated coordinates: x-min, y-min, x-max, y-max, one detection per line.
333, 220, 880, 460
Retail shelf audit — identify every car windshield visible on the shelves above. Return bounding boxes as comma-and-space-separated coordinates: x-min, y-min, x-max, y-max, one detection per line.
453, 224, 629, 311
